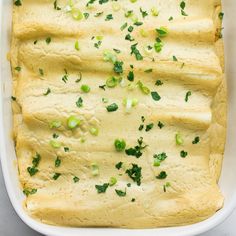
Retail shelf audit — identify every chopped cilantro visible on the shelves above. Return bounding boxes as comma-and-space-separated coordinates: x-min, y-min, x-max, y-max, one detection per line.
145, 123, 154, 132
115, 189, 126, 197
113, 61, 124, 74
76, 97, 83, 108
53, 173, 61, 180
153, 152, 167, 166
155, 80, 163, 86
180, 150, 188, 158
127, 71, 134, 81
14, 0, 22, 6
73, 176, 80, 183
55, 156, 61, 167
192, 136, 200, 144
45, 37, 51, 44
158, 121, 164, 129
125, 137, 147, 158
95, 183, 109, 193
115, 162, 123, 170
23, 188, 37, 196
156, 171, 167, 179
125, 164, 142, 186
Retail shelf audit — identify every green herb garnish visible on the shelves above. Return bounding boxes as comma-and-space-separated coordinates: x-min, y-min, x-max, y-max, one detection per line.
115, 189, 126, 197
192, 136, 200, 144
180, 150, 188, 158
153, 152, 167, 166
76, 97, 83, 108
106, 103, 118, 112
95, 183, 109, 193
53, 173, 61, 180
125, 164, 142, 186
156, 171, 167, 179
125, 137, 147, 158
151, 91, 161, 101
114, 139, 126, 152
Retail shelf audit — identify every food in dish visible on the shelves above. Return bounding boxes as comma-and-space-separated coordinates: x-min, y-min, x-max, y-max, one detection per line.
10, 0, 226, 228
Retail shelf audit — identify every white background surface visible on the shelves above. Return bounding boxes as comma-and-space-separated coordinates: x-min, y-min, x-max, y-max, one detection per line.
0, 164, 235, 236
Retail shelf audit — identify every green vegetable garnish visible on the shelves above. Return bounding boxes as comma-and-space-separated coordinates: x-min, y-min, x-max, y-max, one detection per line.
175, 132, 184, 145
153, 152, 167, 166
67, 116, 81, 129
156, 171, 167, 179
115, 189, 126, 197
180, 150, 188, 158
114, 139, 126, 151
109, 177, 117, 186
106, 103, 118, 112
95, 183, 109, 193
81, 84, 90, 93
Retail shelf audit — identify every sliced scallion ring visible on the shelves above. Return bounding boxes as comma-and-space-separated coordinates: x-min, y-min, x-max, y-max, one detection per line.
91, 163, 99, 176
67, 116, 81, 129
109, 177, 118, 186
50, 140, 61, 149
49, 120, 62, 129
71, 8, 83, 20
89, 127, 99, 136
106, 76, 120, 88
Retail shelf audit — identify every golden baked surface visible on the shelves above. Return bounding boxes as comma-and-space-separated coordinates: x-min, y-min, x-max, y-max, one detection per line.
11, 0, 226, 228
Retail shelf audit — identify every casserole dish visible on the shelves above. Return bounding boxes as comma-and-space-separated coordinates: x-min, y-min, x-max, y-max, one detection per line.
0, 0, 236, 235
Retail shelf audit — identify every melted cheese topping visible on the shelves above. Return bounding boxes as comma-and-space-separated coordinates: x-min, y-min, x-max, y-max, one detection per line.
11, 0, 227, 228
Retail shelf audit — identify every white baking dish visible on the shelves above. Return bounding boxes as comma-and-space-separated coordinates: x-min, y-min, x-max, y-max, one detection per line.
0, 1, 236, 235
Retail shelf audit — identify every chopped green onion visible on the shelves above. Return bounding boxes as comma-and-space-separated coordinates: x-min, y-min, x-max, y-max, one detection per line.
185, 91, 192, 102
175, 132, 184, 145
140, 29, 148, 37
102, 98, 109, 103
153, 152, 167, 166
106, 76, 120, 88
154, 41, 163, 53
109, 177, 117, 186
50, 140, 61, 148
112, 2, 121, 11
91, 163, 99, 176
137, 81, 150, 94
71, 8, 83, 20
114, 139, 126, 152
67, 115, 81, 129
50, 120, 62, 129
81, 84, 90, 93
151, 7, 159, 16
89, 127, 99, 136
103, 50, 117, 63
75, 40, 80, 51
